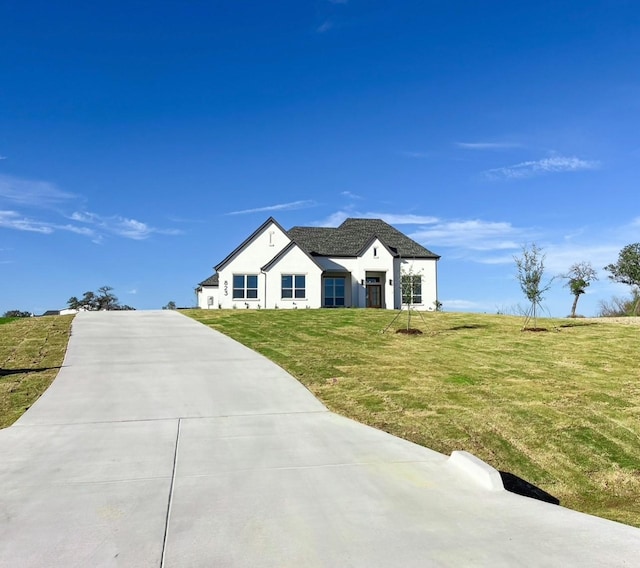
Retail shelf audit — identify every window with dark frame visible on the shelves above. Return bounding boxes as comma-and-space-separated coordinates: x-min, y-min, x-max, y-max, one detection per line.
401, 274, 422, 305
233, 274, 258, 299
324, 277, 346, 307
281, 275, 306, 299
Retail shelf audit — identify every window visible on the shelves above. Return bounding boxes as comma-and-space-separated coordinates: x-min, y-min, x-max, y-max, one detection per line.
401, 274, 422, 305
282, 275, 306, 299
324, 277, 345, 307
233, 274, 258, 299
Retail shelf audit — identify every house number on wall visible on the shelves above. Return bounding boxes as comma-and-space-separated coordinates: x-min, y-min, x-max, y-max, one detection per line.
224, 280, 228, 296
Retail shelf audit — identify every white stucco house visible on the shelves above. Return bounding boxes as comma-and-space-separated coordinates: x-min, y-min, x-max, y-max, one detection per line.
196, 217, 440, 310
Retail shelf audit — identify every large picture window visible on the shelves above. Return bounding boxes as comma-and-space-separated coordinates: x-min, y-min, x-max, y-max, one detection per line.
282, 275, 306, 299
233, 274, 258, 299
324, 277, 345, 307
401, 274, 422, 305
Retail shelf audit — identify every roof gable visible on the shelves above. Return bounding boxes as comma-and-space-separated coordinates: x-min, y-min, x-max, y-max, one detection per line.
356, 235, 397, 258
261, 241, 324, 272
215, 217, 290, 271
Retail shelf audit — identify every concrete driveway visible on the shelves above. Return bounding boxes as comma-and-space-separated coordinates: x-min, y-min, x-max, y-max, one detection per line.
1, 310, 639, 567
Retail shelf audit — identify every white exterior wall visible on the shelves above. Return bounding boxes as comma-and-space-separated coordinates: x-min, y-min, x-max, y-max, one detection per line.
197, 286, 218, 309
317, 249, 438, 311
210, 219, 438, 311
395, 258, 438, 311
217, 221, 291, 309
316, 239, 396, 309
263, 246, 323, 309
357, 239, 396, 309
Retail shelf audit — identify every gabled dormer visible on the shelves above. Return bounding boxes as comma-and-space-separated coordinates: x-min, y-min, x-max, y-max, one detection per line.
356, 235, 398, 260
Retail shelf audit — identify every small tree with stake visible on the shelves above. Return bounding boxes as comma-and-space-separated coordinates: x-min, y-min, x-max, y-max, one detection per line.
383, 262, 428, 334
562, 262, 598, 318
514, 243, 553, 330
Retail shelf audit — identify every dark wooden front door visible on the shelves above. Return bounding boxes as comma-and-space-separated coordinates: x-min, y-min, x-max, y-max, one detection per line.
366, 284, 382, 308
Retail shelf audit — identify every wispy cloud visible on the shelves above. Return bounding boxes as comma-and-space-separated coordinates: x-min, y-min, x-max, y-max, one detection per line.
70, 211, 182, 240
399, 151, 433, 159
58, 224, 96, 237
316, 211, 351, 227
0, 210, 54, 234
167, 215, 205, 224
484, 156, 600, 180
315, 210, 439, 227
456, 141, 521, 150
0, 156, 7, 160
442, 299, 485, 310
341, 191, 362, 200
0, 210, 96, 236
0, 208, 180, 241
0, 174, 180, 242
410, 219, 529, 253
0, 174, 77, 207
317, 21, 333, 33
227, 200, 317, 216
374, 213, 439, 225
542, 243, 619, 274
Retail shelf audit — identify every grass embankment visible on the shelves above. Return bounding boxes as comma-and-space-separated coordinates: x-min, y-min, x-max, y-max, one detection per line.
186, 309, 640, 527
0, 316, 73, 428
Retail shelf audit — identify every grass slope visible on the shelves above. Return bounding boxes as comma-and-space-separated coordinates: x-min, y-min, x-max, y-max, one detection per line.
0, 316, 73, 428
186, 309, 640, 527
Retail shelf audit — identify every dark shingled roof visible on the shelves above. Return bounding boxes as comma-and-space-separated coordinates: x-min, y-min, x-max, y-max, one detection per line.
40, 310, 60, 317
287, 218, 439, 259
199, 273, 219, 287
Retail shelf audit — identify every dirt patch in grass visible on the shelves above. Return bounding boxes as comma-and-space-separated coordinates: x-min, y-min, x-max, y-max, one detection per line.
395, 328, 423, 335
0, 316, 73, 428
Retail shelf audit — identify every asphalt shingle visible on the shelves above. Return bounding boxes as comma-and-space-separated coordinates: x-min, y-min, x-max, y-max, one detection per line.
287, 218, 439, 259
198, 274, 219, 287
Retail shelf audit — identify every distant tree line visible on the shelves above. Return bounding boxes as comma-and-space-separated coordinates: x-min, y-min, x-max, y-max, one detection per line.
67, 286, 135, 311
2, 310, 31, 318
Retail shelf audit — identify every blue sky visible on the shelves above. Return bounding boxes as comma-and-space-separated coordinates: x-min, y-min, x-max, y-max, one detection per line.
1, 0, 639, 316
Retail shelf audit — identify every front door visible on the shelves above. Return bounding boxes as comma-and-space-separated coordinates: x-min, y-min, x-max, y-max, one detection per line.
366, 284, 382, 308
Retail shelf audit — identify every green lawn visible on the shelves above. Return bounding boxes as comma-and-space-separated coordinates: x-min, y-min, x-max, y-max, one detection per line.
2, 309, 638, 527
0, 315, 73, 428
186, 308, 640, 527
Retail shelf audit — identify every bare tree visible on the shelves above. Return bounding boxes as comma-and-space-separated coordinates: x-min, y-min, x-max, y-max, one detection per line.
597, 291, 640, 317
514, 243, 553, 330
562, 262, 598, 318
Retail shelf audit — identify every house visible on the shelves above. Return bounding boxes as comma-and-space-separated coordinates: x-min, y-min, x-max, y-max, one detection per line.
196, 217, 440, 310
